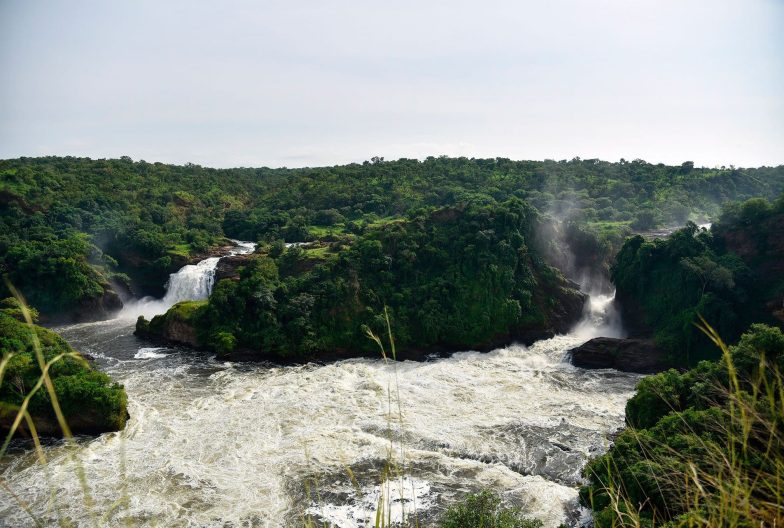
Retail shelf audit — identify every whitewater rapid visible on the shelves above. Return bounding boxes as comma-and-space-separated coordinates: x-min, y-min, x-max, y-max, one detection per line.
0, 246, 641, 528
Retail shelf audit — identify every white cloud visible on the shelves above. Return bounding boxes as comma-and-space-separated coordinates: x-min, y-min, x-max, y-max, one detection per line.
1, 0, 782, 168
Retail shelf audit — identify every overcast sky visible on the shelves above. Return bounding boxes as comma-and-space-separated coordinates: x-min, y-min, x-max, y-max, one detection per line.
1, 0, 782, 168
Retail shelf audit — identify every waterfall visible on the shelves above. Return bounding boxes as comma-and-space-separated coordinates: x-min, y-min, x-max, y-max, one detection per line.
570, 290, 625, 342
160, 257, 221, 305
119, 240, 255, 320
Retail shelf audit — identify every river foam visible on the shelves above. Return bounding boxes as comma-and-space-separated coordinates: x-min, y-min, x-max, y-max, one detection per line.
0, 241, 639, 527
0, 316, 639, 527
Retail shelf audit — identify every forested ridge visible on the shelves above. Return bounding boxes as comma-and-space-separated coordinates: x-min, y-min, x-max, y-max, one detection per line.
137, 199, 585, 361
1, 154, 784, 524
612, 194, 784, 365
2, 155, 783, 320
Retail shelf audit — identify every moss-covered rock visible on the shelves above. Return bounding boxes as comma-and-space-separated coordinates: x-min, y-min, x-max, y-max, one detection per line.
135, 300, 208, 349
0, 298, 128, 438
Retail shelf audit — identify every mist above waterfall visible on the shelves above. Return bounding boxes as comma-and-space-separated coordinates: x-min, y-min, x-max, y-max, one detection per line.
534, 200, 626, 339
535, 199, 610, 293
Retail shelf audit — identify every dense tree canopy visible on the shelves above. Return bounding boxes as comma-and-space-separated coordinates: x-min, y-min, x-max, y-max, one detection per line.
139, 200, 585, 361
612, 194, 784, 365
2, 155, 783, 318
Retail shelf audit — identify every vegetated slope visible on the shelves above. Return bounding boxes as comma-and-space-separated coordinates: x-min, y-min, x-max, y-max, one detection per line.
580, 323, 784, 527
0, 298, 128, 438
2, 156, 783, 320
612, 194, 784, 366
137, 200, 585, 361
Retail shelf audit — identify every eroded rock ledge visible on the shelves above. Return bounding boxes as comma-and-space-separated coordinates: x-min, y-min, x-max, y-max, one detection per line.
568, 337, 669, 374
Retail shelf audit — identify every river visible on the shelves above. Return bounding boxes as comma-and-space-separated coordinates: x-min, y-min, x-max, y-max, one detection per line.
0, 242, 640, 528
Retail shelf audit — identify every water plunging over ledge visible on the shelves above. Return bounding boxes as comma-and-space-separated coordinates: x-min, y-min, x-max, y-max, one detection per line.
0, 247, 640, 528
119, 240, 256, 320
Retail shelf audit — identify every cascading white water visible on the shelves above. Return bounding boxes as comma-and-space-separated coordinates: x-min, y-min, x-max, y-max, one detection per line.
161, 256, 221, 304
120, 240, 256, 320
0, 286, 639, 528
570, 291, 625, 342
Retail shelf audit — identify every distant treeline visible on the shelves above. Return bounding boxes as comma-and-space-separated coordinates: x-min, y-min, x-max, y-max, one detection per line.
2, 155, 783, 317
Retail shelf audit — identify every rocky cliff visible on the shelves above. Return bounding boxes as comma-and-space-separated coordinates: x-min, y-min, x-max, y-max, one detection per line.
568, 337, 669, 374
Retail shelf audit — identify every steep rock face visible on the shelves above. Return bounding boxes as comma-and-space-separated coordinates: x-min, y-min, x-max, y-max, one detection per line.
612, 291, 652, 338
568, 337, 669, 374
75, 286, 123, 322
0, 406, 129, 438
546, 282, 588, 335
135, 301, 205, 349
215, 254, 251, 282
40, 284, 124, 324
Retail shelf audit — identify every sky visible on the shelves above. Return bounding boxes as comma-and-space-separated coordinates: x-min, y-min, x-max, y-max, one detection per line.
1, 0, 782, 169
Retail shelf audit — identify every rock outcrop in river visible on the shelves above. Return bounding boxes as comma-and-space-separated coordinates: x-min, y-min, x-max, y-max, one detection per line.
137, 201, 589, 363
567, 337, 669, 374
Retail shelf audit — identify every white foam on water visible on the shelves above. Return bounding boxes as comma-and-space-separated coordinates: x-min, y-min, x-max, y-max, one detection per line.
134, 348, 168, 360
306, 476, 434, 527
1, 288, 638, 527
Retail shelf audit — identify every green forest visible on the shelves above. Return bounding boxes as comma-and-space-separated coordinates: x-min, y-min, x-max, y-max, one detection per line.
1, 155, 784, 526
3, 156, 784, 320
612, 195, 784, 365
138, 199, 585, 361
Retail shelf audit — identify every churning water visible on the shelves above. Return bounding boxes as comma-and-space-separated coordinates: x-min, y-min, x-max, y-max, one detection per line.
0, 245, 641, 528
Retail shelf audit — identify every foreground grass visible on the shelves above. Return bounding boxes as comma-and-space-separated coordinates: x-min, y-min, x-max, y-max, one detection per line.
10, 290, 779, 527
581, 320, 784, 527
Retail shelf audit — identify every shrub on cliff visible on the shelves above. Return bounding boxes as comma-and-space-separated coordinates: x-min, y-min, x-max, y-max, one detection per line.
0, 297, 128, 437
580, 324, 784, 526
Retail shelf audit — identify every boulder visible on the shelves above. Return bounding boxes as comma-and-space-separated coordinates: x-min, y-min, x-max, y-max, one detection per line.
568, 337, 669, 374
549, 284, 588, 335
40, 284, 124, 324
215, 254, 252, 282
135, 300, 205, 349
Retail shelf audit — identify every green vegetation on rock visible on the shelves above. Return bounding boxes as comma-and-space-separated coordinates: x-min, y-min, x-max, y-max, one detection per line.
580, 324, 784, 527
138, 200, 586, 361
3, 156, 783, 320
612, 194, 784, 365
0, 298, 128, 438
